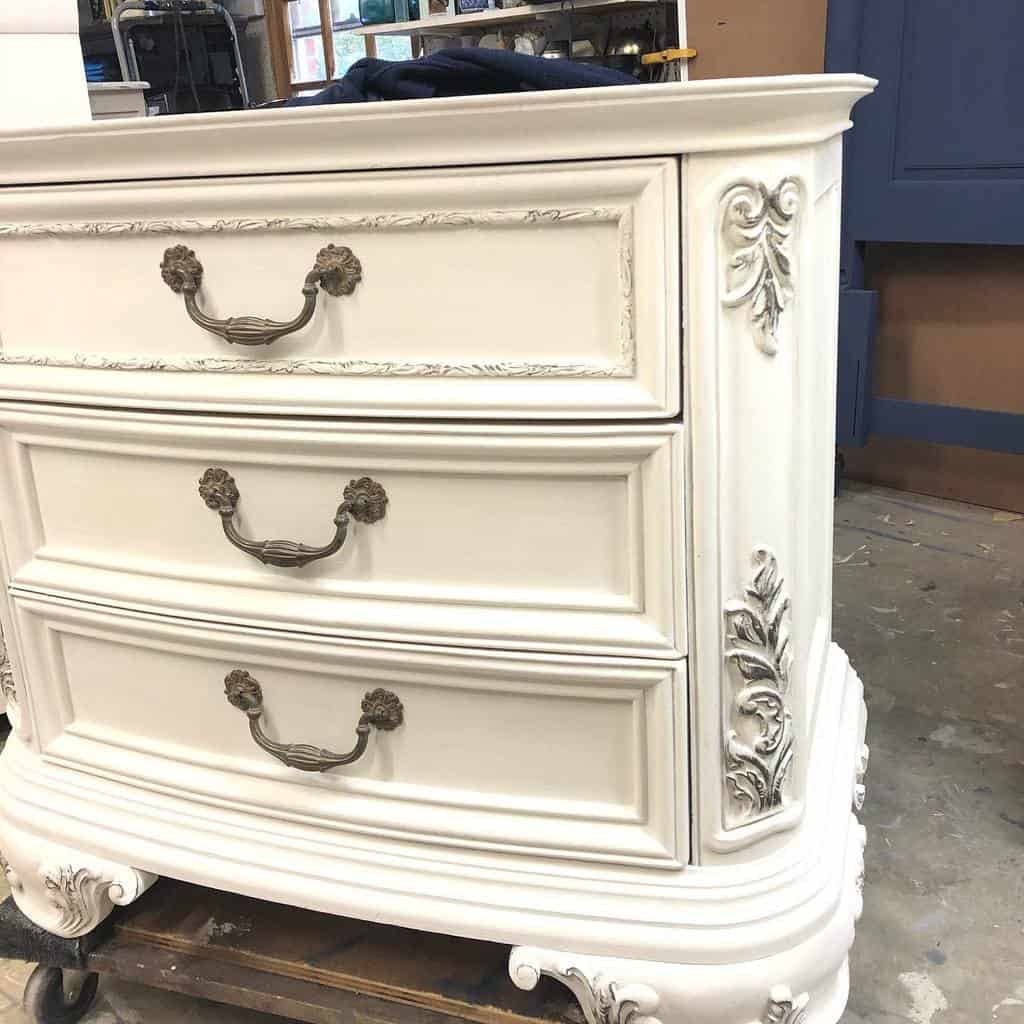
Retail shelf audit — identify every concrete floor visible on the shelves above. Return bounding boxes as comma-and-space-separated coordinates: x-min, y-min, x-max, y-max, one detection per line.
0, 482, 1021, 1024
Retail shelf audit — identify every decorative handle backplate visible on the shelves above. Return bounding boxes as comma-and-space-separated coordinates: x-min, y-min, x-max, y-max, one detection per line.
225, 670, 403, 773
198, 469, 387, 568
160, 243, 361, 346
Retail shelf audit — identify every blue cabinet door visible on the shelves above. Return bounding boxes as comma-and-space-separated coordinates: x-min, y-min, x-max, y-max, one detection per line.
829, 0, 1024, 451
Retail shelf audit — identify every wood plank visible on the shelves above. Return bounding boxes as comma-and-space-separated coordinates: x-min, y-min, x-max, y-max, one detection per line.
89, 942, 499, 1024
109, 880, 573, 1024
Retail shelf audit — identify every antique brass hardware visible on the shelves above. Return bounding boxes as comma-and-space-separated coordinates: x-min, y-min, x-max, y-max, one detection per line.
160, 242, 361, 346
198, 468, 387, 568
224, 670, 403, 772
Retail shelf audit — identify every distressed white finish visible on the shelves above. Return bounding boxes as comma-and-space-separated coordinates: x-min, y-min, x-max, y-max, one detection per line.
0, 161, 676, 419
0, 408, 684, 657
0, 816, 156, 939
0, 75, 874, 185
0, 75, 874, 1022
12, 594, 685, 866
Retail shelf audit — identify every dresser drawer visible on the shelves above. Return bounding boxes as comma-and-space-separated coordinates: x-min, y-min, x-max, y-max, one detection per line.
0, 404, 685, 657
0, 159, 679, 420
13, 594, 686, 867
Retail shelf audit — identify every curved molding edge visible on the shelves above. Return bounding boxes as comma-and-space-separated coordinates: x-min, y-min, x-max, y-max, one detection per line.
0, 651, 866, 974
720, 177, 801, 354
0, 819, 156, 938
510, 947, 663, 1024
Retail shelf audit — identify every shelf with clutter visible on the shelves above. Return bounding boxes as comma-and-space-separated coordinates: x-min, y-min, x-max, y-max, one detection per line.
354, 0, 688, 81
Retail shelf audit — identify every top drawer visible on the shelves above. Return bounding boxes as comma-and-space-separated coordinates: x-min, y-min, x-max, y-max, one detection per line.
0, 159, 679, 420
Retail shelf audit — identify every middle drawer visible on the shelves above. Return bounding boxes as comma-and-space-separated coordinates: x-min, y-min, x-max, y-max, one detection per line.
0, 404, 685, 658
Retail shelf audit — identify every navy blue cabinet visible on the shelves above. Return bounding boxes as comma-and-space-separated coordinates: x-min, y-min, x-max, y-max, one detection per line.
828, 0, 1024, 454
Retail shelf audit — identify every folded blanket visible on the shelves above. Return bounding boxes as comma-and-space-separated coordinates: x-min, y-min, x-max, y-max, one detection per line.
285, 47, 639, 105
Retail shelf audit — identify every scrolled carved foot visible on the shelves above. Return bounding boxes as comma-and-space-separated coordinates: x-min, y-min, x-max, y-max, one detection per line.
0, 821, 156, 939
22, 966, 99, 1024
510, 947, 662, 1024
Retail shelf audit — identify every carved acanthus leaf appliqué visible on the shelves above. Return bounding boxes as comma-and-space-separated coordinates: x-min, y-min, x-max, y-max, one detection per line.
43, 866, 116, 936
723, 547, 795, 828
0, 634, 16, 708
0, 851, 20, 894
0, 621, 27, 739
755, 986, 809, 1024
721, 178, 801, 354
35, 861, 157, 938
854, 742, 870, 811
509, 948, 662, 1024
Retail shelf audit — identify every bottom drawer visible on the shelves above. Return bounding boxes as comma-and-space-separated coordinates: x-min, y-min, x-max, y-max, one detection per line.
12, 592, 687, 868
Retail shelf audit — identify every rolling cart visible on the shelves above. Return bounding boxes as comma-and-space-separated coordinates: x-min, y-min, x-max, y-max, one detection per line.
111, 0, 250, 112
0, 878, 574, 1024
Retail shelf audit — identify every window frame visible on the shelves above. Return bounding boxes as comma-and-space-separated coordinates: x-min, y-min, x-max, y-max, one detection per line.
267, 0, 378, 97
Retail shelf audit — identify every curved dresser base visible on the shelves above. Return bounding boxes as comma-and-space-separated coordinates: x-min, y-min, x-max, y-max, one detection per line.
0, 821, 155, 939
0, 645, 867, 1022
510, 944, 852, 1024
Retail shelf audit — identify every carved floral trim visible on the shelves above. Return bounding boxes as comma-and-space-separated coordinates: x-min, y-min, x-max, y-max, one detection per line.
36, 862, 157, 938
509, 948, 662, 1024
721, 178, 801, 354
852, 821, 867, 922
43, 866, 115, 936
755, 986, 809, 1024
853, 742, 870, 811
0, 628, 16, 709
0, 851, 20, 894
723, 547, 795, 829
0, 208, 624, 238
0, 208, 636, 380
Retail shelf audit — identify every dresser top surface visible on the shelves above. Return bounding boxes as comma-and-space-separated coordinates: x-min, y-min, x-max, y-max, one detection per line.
0, 73, 875, 187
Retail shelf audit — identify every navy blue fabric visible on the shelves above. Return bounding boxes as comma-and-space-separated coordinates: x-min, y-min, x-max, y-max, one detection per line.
285, 47, 638, 105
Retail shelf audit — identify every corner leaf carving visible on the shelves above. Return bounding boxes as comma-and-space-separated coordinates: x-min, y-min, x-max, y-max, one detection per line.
754, 986, 809, 1024
721, 178, 801, 354
43, 867, 116, 936
853, 742, 870, 811
0, 628, 16, 709
723, 547, 795, 828
509, 948, 662, 1024
39, 863, 156, 938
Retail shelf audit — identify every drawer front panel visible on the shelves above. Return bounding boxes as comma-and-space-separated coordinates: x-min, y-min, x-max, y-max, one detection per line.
0, 159, 679, 419
0, 405, 685, 657
13, 594, 686, 866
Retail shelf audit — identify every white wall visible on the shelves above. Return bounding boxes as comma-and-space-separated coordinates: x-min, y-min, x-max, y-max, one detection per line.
0, 0, 90, 130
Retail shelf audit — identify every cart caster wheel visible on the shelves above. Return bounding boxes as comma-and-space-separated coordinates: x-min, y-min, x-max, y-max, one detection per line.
23, 966, 99, 1024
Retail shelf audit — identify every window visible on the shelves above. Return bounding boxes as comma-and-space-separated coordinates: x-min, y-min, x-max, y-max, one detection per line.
268, 0, 413, 97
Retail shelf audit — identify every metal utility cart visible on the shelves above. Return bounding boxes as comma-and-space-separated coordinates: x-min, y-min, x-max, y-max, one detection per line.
111, 0, 250, 112
0, 878, 575, 1024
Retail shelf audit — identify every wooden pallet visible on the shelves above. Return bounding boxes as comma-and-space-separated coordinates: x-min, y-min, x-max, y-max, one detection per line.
0, 879, 577, 1024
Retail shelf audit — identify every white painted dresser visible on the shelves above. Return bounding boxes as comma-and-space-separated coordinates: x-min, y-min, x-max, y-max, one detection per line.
0, 75, 874, 1024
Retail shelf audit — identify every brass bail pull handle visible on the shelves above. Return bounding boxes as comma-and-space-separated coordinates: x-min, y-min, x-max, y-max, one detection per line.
160, 243, 362, 347
225, 670, 404, 773
198, 468, 387, 569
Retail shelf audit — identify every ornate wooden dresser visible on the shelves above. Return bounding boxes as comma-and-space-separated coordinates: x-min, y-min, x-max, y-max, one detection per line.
0, 74, 874, 1024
